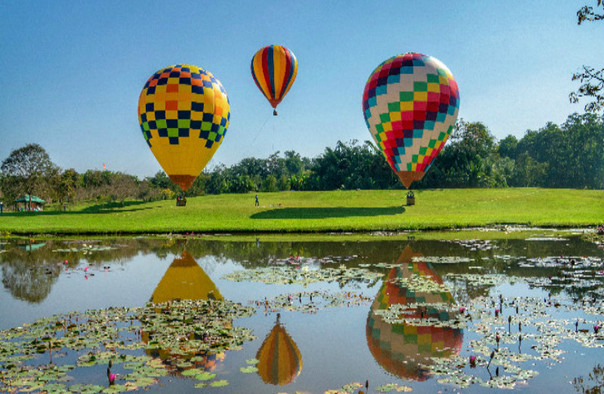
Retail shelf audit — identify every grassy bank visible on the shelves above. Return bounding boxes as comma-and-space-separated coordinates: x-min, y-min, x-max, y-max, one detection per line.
0, 188, 601, 235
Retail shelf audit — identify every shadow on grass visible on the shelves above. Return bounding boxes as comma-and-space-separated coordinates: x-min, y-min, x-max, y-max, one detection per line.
251, 206, 405, 220
2, 201, 154, 216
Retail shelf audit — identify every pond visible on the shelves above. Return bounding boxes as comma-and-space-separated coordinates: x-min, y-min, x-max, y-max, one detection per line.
1, 231, 603, 393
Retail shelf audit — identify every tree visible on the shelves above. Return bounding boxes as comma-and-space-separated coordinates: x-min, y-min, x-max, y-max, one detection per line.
497, 135, 519, 159
1, 144, 56, 209
561, 112, 604, 189
261, 174, 278, 192
284, 150, 304, 176
420, 120, 498, 188
570, 1, 604, 113
108, 172, 138, 204
52, 168, 79, 204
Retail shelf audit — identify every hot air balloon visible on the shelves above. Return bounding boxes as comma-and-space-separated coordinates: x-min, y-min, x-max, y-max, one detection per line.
366, 246, 463, 380
256, 314, 302, 385
138, 64, 230, 193
142, 251, 226, 373
251, 45, 298, 115
150, 250, 223, 303
363, 53, 460, 189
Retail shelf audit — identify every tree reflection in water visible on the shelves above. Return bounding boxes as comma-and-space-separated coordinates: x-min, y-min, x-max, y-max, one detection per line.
1, 241, 59, 302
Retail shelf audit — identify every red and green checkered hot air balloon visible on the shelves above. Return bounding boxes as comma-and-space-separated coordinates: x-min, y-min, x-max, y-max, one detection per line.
366, 246, 463, 381
363, 53, 460, 189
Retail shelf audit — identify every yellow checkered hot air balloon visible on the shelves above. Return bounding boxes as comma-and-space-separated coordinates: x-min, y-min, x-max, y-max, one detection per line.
366, 246, 463, 381
138, 64, 230, 191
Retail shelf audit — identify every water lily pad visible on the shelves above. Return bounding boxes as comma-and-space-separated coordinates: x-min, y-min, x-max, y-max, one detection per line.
210, 379, 229, 387
240, 366, 258, 373
195, 371, 217, 381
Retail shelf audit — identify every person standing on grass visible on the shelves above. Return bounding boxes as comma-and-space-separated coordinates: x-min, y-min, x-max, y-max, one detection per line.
0, 201, 3, 215
255, 194, 259, 207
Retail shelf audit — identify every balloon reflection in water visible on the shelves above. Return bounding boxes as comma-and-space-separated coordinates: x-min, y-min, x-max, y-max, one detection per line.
142, 251, 226, 372
366, 246, 463, 381
150, 250, 223, 303
256, 314, 302, 385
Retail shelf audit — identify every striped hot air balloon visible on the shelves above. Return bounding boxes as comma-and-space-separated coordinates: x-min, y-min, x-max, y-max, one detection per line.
256, 314, 302, 385
366, 246, 463, 381
251, 45, 298, 115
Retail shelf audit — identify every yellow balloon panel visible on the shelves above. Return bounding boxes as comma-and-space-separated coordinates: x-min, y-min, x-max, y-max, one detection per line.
151, 251, 223, 303
138, 64, 230, 190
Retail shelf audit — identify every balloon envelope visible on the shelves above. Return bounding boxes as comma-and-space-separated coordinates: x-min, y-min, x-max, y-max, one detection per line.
138, 64, 230, 191
150, 250, 223, 303
251, 45, 298, 111
142, 251, 226, 372
366, 246, 463, 381
363, 53, 460, 188
256, 317, 302, 385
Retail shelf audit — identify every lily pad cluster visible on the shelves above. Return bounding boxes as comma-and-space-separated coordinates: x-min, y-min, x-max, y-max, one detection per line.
374, 302, 468, 329
140, 299, 255, 355
0, 299, 255, 393
52, 242, 117, 254
269, 254, 359, 266
386, 272, 452, 295
519, 255, 603, 269
421, 294, 604, 389
444, 273, 509, 287
514, 256, 604, 298
223, 265, 383, 286
252, 290, 372, 314
443, 239, 497, 251
412, 256, 474, 264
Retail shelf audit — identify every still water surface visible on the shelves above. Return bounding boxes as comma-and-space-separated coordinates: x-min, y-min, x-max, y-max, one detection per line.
0, 233, 603, 393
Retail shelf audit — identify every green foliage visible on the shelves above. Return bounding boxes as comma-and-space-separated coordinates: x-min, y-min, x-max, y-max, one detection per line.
511, 113, 603, 188
571, 1, 604, 113
0, 143, 57, 208
261, 174, 278, 192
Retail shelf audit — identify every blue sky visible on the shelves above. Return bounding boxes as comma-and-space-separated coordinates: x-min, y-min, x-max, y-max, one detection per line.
1, 1, 602, 178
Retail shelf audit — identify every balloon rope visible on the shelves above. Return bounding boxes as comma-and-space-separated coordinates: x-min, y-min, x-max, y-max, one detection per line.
249, 114, 272, 146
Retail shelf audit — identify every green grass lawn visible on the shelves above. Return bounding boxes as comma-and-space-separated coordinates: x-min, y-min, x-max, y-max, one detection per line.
0, 188, 601, 235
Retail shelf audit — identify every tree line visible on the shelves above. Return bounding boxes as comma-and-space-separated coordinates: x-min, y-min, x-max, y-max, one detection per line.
1, 113, 602, 209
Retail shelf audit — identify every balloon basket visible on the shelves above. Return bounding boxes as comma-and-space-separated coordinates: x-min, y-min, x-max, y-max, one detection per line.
406, 191, 415, 206
176, 196, 187, 207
